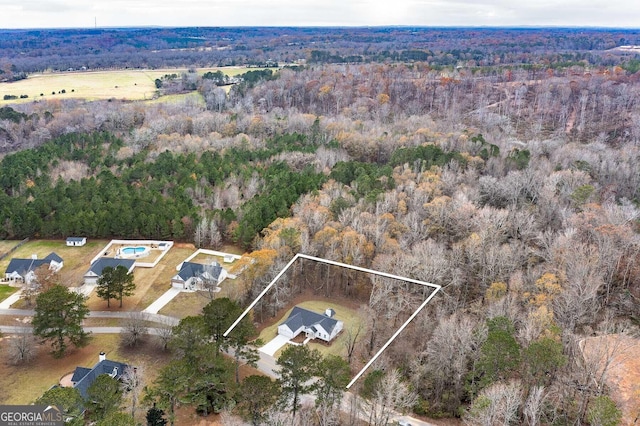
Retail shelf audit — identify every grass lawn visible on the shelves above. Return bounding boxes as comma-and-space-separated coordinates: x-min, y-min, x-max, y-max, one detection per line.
0, 333, 172, 405
0, 285, 17, 303
0, 240, 19, 257
85, 244, 196, 312
145, 91, 206, 106
157, 291, 211, 319
0, 66, 266, 105
0, 334, 119, 405
258, 300, 364, 359
132, 245, 196, 311
0, 315, 30, 326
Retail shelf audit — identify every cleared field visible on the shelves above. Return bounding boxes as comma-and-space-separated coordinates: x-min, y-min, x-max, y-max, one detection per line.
0, 66, 256, 104
258, 299, 364, 359
144, 91, 206, 106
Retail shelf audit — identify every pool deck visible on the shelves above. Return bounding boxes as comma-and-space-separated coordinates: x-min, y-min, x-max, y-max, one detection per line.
90, 239, 174, 268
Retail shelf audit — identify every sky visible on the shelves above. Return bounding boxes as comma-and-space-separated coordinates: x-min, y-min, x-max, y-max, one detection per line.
0, 0, 639, 29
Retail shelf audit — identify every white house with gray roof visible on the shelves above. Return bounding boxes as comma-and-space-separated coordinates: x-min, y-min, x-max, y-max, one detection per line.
4, 253, 63, 285
83, 258, 135, 286
277, 306, 343, 342
171, 261, 227, 291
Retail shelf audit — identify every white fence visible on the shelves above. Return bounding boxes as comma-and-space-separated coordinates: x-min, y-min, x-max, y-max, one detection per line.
90, 239, 174, 268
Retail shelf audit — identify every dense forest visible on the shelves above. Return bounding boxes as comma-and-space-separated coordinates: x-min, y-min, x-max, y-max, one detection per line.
2, 26, 640, 74
1, 27, 640, 425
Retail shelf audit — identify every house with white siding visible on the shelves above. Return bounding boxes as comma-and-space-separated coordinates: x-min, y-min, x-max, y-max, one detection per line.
83, 258, 135, 286
171, 261, 227, 291
4, 253, 63, 285
277, 306, 343, 342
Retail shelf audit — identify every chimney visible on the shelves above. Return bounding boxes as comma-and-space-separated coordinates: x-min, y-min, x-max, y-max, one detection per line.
31, 254, 37, 259
99, 352, 106, 362
325, 308, 335, 318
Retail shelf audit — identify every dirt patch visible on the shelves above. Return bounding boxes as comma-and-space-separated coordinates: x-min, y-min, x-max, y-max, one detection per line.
59, 372, 74, 387
580, 334, 640, 425
174, 243, 197, 249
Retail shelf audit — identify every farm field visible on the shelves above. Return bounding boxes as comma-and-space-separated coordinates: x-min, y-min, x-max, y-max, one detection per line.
257, 299, 364, 359
0, 66, 257, 105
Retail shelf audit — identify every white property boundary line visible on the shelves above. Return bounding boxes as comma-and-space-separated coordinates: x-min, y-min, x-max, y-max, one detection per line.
224, 253, 441, 389
177, 248, 242, 271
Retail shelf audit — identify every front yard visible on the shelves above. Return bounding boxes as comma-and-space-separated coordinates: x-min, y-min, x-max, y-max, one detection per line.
258, 299, 365, 359
0, 239, 110, 287
0, 284, 17, 303
0, 334, 172, 405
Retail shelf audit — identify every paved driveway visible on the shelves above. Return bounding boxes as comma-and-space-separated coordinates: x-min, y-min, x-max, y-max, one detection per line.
260, 334, 291, 356
143, 287, 181, 314
0, 290, 22, 309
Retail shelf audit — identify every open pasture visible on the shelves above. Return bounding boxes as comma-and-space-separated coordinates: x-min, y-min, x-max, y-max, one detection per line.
0, 66, 252, 104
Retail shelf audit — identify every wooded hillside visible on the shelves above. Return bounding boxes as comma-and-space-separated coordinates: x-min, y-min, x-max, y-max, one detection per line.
1, 40, 640, 423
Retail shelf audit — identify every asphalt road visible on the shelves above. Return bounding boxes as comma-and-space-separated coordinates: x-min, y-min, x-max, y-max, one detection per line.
0, 309, 179, 325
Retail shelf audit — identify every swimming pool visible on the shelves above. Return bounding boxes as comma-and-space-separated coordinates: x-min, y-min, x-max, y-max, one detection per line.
122, 247, 146, 255
118, 246, 151, 259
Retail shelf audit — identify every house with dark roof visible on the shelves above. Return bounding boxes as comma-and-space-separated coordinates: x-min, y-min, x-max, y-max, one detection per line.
4, 253, 64, 284
70, 352, 129, 399
277, 306, 344, 342
83, 258, 135, 286
66, 237, 87, 247
171, 261, 227, 291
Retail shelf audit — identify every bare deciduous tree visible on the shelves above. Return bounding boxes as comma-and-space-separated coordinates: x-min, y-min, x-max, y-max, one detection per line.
464, 381, 522, 426
363, 369, 418, 426
121, 365, 144, 419
523, 385, 546, 426
154, 317, 174, 351
8, 329, 37, 364
343, 321, 363, 365
121, 312, 148, 347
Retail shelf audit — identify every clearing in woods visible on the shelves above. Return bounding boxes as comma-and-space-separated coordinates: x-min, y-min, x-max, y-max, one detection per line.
0, 66, 259, 104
